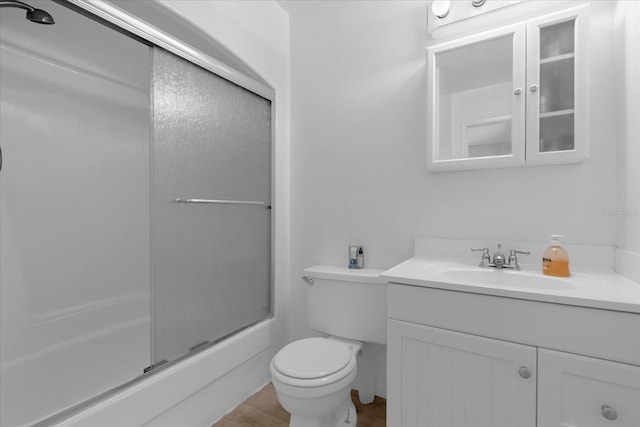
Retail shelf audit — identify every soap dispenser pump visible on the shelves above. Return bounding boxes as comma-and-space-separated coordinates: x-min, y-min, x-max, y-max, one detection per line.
542, 235, 570, 277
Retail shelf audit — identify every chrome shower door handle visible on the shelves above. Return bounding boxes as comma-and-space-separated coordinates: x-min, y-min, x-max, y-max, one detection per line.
174, 198, 267, 207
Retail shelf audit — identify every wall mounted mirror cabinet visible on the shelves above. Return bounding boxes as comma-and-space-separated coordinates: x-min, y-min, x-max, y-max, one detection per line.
426, 5, 588, 172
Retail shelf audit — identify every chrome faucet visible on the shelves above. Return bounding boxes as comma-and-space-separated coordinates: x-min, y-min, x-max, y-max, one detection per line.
493, 244, 506, 267
471, 244, 530, 270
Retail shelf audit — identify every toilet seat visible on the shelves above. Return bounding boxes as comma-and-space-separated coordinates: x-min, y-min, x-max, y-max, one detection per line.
273, 338, 352, 379
271, 338, 357, 389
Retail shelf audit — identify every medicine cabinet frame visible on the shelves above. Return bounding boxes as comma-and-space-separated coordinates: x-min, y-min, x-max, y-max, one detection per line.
426, 4, 589, 172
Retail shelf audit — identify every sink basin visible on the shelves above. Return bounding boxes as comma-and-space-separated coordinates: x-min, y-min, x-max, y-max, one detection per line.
440, 267, 600, 291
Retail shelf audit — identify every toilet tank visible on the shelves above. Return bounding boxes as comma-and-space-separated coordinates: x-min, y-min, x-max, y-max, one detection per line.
303, 265, 387, 345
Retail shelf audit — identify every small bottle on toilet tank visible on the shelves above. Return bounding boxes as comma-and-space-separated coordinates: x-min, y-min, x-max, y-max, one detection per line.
349, 246, 358, 269
356, 247, 364, 269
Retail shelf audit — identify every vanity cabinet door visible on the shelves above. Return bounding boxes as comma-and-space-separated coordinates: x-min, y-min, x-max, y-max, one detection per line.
388, 319, 537, 427
538, 349, 640, 427
525, 5, 589, 165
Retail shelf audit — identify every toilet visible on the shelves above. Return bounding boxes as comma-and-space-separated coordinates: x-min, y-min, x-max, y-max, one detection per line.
270, 265, 387, 427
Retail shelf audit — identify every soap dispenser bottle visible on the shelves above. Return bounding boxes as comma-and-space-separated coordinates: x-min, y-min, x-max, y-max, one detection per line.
542, 235, 570, 277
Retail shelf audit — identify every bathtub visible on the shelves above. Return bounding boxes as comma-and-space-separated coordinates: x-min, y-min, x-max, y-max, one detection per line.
47, 318, 276, 427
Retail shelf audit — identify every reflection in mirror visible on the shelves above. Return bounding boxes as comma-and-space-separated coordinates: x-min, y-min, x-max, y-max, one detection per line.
465, 116, 511, 158
434, 34, 514, 161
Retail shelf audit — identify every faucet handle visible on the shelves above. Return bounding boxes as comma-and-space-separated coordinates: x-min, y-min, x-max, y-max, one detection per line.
508, 249, 530, 270
470, 248, 491, 267
470, 247, 489, 252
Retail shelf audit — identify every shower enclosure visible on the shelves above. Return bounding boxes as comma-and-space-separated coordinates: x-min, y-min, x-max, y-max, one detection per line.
0, 1, 273, 425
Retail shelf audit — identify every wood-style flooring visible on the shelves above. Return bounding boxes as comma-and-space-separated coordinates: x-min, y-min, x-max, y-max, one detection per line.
213, 383, 386, 426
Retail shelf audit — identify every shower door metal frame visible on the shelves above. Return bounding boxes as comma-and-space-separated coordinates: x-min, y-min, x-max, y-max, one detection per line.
150, 44, 274, 365
20, 2, 276, 424
64, 0, 276, 363
62, 0, 276, 377
62, 0, 274, 101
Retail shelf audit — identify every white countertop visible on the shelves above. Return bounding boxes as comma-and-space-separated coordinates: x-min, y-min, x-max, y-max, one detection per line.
382, 257, 640, 314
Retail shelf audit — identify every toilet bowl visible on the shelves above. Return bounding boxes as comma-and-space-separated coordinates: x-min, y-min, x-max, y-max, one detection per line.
270, 337, 361, 427
270, 266, 387, 427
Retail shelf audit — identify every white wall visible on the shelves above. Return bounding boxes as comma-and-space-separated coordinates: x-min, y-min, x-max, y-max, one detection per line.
614, 0, 640, 254
289, 0, 630, 396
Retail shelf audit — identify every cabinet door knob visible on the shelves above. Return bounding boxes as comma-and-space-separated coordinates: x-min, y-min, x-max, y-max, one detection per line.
514, 88, 523, 95
518, 367, 531, 378
601, 405, 618, 421
529, 84, 539, 93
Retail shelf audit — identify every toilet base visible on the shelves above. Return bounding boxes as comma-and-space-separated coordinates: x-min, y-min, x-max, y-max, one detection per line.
289, 397, 357, 427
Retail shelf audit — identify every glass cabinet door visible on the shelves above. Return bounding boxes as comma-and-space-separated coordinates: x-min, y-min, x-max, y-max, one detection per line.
427, 23, 526, 171
526, 6, 589, 165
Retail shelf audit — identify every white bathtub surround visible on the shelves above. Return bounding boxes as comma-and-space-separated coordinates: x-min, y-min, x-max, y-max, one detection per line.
2, 297, 149, 427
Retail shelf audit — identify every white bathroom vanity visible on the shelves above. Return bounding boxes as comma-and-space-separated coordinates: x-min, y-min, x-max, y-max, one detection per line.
383, 238, 640, 427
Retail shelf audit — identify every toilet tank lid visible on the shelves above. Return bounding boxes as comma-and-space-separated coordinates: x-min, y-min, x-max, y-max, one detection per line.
303, 265, 387, 284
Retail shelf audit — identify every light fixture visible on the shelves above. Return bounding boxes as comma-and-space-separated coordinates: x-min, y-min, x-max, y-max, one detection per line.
431, 0, 450, 19
472, 0, 487, 7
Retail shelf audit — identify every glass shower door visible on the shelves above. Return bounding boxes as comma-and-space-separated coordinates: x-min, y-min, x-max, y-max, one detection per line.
151, 48, 272, 365
0, 2, 151, 425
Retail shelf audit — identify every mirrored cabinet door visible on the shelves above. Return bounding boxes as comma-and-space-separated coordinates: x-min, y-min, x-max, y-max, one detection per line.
526, 6, 589, 165
427, 24, 526, 171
